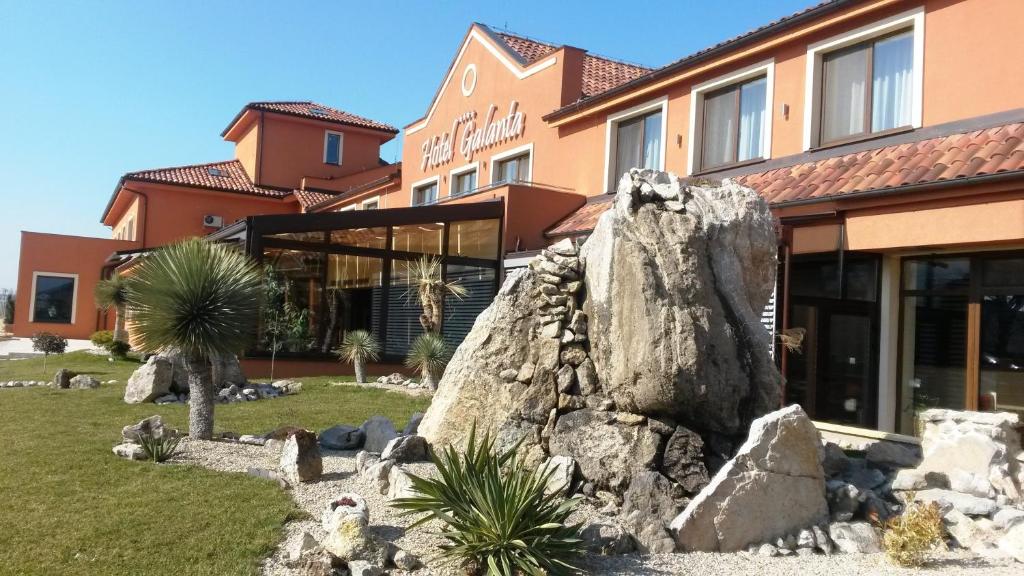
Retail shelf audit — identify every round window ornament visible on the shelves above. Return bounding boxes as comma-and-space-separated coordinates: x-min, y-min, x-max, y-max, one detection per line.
461, 64, 477, 97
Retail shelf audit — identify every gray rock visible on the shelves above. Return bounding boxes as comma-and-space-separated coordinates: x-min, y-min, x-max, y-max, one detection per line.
661, 426, 709, 494
821, 443, 850, 477
279, 430, 322, 484
549, 238, 577, 257
559, 344, 587, 367
580, 519, 635, 555
993, 507, 1024, 530
865, 440, 921, 470
827, 481, 861, 521
392, 549, 420, 570
575, 358, 598, 395
892, 468, 950, 491
829, 522, 881, 554
124, 356, 173, 403
797, 528, 817, 549
154, 393, 179, 404
387, 465, 416, 500
539, 455, 575, 496
364, 459, 393, 494
355, 450, 379, 474
112, 443, 146, 460
999, 523, 1024, 562
671, 405, 828, 552
757, 543, 779, 557
913, 489, 1000, 517
319, 425, 364, 451
555, 364, 576, 394
403, 413, 424, 435
380, 435, 428, 463
360, 416, 399, 453
582, 170, 780, 436
548, 409, 661, 493
944, 507, 996, 552
622, 471, 680, 553
843, 466, 886, 492
498, 368, 518, 382
518, 368, 557, 423
813, 525, 833, 555
122, 415, 165, 443
53, 369, 74, 389
287, 532, 319, 562
515, 362, 535, 383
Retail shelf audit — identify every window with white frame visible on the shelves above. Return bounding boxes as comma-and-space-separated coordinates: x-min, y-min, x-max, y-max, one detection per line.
30, 273, 77, 324
412, 180, 438, 206
452, 168, 478, 196
688, 61, 773, 174
805, 8, 924, 149
339, 204, 357, 212
324, 130, 343, 165
495, 153, 530, 184
362, 197, 380, 210
606, 99, 666, 191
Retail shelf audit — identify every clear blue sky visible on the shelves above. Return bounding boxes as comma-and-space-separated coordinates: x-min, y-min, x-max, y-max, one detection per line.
0, 0, 813, 290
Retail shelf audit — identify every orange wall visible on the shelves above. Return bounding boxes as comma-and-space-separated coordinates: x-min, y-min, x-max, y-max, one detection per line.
257, 114, 386, 190
235, 120, 260, 183
13, 232, 138, 339
113, 182, 297, 248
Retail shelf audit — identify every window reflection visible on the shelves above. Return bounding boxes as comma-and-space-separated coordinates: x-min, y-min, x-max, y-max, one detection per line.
392, 223, 443, 255
448, 219, 500, 259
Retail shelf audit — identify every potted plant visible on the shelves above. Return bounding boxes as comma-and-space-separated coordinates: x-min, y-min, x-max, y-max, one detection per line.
335, 329, 381, 384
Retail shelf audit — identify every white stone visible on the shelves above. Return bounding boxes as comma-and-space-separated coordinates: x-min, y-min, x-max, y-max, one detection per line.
124, 356, 173, 404
112, 443, 146, 460
828, 522, 881, 554
387, 465, 417, 500
913, 489, 999, 517
994, 507, 1024, 530
997, 523, 1024, 562
288, 532, 319, 562
539, 455, 576, 496
360, 416, 398, 453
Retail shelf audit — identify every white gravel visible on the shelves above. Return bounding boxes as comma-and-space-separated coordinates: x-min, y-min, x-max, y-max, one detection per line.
176, 438, 1021, 575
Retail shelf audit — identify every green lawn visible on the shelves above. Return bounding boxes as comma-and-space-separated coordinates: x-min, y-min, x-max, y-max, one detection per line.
0, 352, 429, 576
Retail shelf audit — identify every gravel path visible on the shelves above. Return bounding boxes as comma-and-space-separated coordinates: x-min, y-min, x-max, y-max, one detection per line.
176, 439, 1020, 576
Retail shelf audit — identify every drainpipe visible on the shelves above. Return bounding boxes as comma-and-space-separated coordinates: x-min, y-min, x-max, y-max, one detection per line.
779, 228, 792, 407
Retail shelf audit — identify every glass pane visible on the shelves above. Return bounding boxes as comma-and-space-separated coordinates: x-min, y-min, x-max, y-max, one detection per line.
819, 313, 874, 427
266, 231, 324, 243
979, 295, 1024, 419
903, 258, 970, 292
498, 154, 529, 183
32, 275, 75, 324
845, 258, 879, 302
982, 257, 1024, 288
613, 116, 642, 188
325, 133, 341, 164
822, 44, 868, 143
386, 259, 425, 357
738, 77, 766, 161
702, 88, 737, 169
871, 31, 913, 132
391, 222, 443, 255
454, 170, 477, 195
442, 265, 497, 350
323, 254, 384, 354
789, 259, 841, 299
261, 249, 324, 354
330, 227, 387, 249
785, 304, 818, 413
642, 111, 662, 169
900, 295, 968, 435
447, 219, 500, 260
413, 183, 437, 206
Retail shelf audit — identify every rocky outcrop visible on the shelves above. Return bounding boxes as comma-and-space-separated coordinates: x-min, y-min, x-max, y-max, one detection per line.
124, 356, 173, 404
670, 405, 828, 552
582, 171, 779, 435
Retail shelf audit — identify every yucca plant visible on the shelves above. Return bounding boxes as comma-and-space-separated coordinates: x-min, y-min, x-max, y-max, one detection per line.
335, 329, 381, 384
405, 256, 468, 333
405, 332, 449, 390
138, 431, 182, 463
94, 273, 130, 344
391, 424, 584, 575
125, 238, 262, 440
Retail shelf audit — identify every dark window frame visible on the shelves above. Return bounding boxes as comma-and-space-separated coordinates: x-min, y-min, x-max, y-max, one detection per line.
611, 109, 662, 190
494, 152, 530, 184
697, 75, 769, 173
324, 130, 343, 165
412, 181, 438, 206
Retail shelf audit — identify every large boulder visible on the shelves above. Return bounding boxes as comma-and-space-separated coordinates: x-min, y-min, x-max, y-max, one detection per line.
319, 425, 364, 451
360, 416, 399, 453
548, 409, 661, 493
124, 356, 173, 404
581, 170, 780, 435
160, 349, 247, 393
418, 269, 540, 446
670, 405, 828, 552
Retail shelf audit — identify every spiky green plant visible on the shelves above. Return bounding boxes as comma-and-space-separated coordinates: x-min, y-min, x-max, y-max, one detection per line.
335, 329, 381, 384
138, 431, 182, 463
392, 424, 584, 575
125, 238, 262, 439
405, 256, 468, 333
94, 273, 130, 344
404, 332, 449, 390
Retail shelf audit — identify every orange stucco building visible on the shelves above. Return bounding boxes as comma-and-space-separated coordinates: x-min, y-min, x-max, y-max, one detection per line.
13, 0, 1024, 434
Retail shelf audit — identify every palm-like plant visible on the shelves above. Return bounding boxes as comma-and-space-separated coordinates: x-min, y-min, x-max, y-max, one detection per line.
125, 238, 262, 440
391, 424, 584, 575
94, 273, 130, 343
405, 256, 467, 333
335, 329, 381, 384
405, 332, 449, 390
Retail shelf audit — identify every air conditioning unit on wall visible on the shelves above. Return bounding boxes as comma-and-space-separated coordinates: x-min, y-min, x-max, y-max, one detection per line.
203, 215, 223, 228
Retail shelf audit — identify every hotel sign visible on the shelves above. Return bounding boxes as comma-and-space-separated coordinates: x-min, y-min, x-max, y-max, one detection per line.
420, 101, 525, 170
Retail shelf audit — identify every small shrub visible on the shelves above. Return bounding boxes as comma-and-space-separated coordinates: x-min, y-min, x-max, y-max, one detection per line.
404, 332, 450, 390
335, 329, 381, 384
91, 330, 114, 348
107, 339, 131, 360
882, 497, 945, 567
138, 431, 182, 463
392, 424, 584, 575
31, 332, 68, 372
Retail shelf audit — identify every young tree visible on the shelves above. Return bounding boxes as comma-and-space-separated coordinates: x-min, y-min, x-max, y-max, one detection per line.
335, 329, 381, 384
31, 332, 68, 373
406, 256, 467, 333
94, 273, 130, 343
126, 239, 262, 439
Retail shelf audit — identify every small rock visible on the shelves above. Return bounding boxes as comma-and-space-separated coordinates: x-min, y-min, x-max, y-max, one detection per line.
319, 425, 365, 451
993, 507, 1024, 530
360, 416, 399, 453
498, 368, 518, 382
153, 393, 179, 404
912, 489, 999, 517
757, 543, 779, 557
387, 465, 416, 500
122, 415, 165, 443
580, 519, 635, 555
539, 455, 576, 496
865, 441, 921, 470
112, 443, 146, 460
322, 493, 370, 526
556, 364, 575, 394
813, 525, 833, 555
53, 369, 74, 389
797, 528, 816, 549
515, 362, 535, 383
69, 374, 100, 389
288, 532, 319, 562
279, 430, 322, 484
614, 412, 646, 426
821, 443, 850, 477
843, 466, 886, 492
238, 434, 266, 446
575, 358, 598, 395
380, 435, 428, 463
559, 344, 587, 367
403, 413, 424, 435
392, 549, 420, 570
999, 523, 1024, 563
355, 450, 379, 473
828, 522, 881, 554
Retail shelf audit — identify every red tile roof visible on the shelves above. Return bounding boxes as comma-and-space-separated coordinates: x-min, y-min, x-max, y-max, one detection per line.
293, 189, 336, 209
223, 101, 398, 136
123, 160, 289, 198
546, 122, 1024, 236
493, 30, 653, 98
736, 122, 1024, 205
